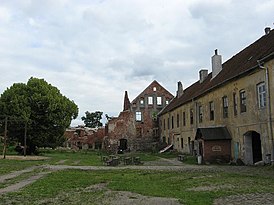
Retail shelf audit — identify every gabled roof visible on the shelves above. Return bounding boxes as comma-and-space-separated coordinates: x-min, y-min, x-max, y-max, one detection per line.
160, 29, 274, 115
131, 80, 174, 104
195, 127, 232, 141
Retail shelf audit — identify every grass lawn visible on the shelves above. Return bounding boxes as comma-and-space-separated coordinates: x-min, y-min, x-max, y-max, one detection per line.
1, 150, 273, 204
1, 168, 274, 205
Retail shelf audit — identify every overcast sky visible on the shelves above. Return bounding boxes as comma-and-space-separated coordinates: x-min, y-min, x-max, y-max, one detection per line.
0, 0, 273, 126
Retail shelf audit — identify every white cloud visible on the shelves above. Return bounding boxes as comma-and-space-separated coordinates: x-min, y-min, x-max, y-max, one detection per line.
0, 0, 273, 126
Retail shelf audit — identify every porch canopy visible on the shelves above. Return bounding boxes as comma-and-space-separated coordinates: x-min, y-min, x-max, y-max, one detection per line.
195, 127, 232, 141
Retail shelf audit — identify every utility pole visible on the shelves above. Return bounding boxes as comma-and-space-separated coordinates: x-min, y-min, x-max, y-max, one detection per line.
24, 121, 27, 157
3, 116, 8, 159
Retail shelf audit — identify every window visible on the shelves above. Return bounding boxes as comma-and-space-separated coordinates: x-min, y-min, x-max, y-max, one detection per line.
166, 100, 169, 105
257, 82, 266, 108
140, 99, 144, 105
183, 112, 186, 126
233, 93, 238, 116
153, 87, 157, 91
163, 119, 166, 130
148, 96, 153, 105
171, 116, 174, 129
168, 118, 170, 129
240, 90, 246, 113
136, 111, 142, 121
177, 113, 180, 128
190, 109, 194, 125
223, 96, 228, 118
157, 97, 162, 105
209, 101, 214, 121
198, 106, 203, 123
181, 138, 184, 148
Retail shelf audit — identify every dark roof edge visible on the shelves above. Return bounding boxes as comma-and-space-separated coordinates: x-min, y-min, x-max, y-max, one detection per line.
159, 57, 269, 116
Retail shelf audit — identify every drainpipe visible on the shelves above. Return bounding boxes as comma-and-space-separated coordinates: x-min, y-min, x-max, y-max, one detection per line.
258, 61, 274, 165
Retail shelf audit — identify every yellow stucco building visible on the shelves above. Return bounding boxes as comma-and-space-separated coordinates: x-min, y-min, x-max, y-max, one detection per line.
159, 27, 274, 165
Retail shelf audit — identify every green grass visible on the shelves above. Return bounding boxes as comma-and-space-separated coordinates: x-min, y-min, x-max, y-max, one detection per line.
0, 159, 43, 175
1, 150, 274, 204
0, 168, 274, 205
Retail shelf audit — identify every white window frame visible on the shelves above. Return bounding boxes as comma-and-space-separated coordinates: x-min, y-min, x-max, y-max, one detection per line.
157, 97, 162, 105
148, 96, 153, 105
136, 111, 142, 121
257, 82, 266, 108
153, 87, 157, 91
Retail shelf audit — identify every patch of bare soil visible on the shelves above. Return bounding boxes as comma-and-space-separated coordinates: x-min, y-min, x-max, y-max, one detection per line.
100, 190, 182, 205
187, 184, 234, 192
214, 193, 274, 205
56, 159, 68, 164
86, 183, 182, 205
0, 155, 49, 160
36, 183, 182, 205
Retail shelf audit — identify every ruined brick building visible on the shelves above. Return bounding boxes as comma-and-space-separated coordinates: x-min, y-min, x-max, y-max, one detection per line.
64, 126, 105, 150
159, 27, 274, 165
104, 80, 173, 152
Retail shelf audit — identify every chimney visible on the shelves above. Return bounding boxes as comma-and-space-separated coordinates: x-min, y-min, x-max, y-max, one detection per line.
199, 69, 208, 83
212, 49, 222, 79
123, 91, 130, 111
177, 81, 183, 98
265, 27, 271, 35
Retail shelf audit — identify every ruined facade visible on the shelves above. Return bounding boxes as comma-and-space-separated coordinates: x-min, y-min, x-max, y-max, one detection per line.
64, 126, 105, 150
105, 80, 173, 152
159, 28, 274, 165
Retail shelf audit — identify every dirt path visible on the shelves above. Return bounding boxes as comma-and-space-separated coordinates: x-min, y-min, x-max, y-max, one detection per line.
0, 171, 49, 195
0, 166, 40, 183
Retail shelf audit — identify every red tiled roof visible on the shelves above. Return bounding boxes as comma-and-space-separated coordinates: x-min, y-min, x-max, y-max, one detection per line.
160, 29, 274, 115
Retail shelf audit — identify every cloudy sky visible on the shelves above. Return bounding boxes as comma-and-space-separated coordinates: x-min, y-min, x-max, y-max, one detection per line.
0, 0, 273, 126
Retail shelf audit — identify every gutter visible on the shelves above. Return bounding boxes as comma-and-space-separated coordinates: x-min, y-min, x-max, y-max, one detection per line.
258, 60, 274, 165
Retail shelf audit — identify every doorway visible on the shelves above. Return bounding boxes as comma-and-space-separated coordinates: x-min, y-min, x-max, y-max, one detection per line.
244, 131, 262, 164
119, 139, 128, 151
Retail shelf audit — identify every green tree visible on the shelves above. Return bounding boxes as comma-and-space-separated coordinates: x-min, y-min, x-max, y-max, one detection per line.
0, 77, 78, 154
81, 111, 103, 128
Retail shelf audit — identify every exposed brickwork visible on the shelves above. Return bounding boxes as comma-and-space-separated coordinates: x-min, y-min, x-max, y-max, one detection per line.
105, 80, 173, 152
64, 127, 105, 150
123, 91, 131, 111
203, 140, 231, 163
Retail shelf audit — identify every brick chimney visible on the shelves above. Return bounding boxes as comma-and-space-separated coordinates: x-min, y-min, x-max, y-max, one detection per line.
123, 91, 130, 111
212, 49, 222, 79
199, 69, 208, 83
177, 81, 183, 98
265, 27, 271, 35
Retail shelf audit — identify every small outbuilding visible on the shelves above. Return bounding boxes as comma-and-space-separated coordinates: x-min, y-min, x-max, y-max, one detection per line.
195, 127, 232, 163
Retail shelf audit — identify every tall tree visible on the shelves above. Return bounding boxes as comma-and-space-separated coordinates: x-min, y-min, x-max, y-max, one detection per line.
0, 77, 78, 153
81, 111, 103, 128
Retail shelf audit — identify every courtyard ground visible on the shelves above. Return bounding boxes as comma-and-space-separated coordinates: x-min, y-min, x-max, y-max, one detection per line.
0, 151, 273, 205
